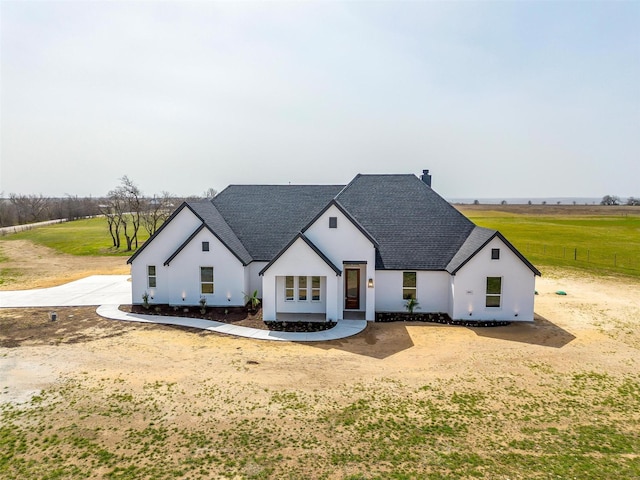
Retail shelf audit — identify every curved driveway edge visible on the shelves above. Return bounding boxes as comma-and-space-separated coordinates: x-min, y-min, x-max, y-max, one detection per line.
97, 305, 368, 342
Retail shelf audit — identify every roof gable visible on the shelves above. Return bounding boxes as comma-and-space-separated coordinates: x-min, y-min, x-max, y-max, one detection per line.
446, 226, 541, 276
259, 233, 342, 276
300, 199, 379, 248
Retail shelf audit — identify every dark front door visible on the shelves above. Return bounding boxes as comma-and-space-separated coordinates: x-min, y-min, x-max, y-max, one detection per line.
345, 268, 360, 310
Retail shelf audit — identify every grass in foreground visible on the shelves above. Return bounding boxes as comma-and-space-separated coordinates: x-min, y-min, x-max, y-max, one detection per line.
1, 371, 639, 479
1, 217, 151, 256
458, 206, 640, 278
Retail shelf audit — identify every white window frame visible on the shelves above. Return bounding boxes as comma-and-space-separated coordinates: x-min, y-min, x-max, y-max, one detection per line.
147, 265, 157, 289
402, 271, 417, 300
284, 276, 321, 302
298, 276, 307, 301
200, 266, 214, 295
285, 276, 294, 301
311, 276, 321, 302
486, 276, 502, 308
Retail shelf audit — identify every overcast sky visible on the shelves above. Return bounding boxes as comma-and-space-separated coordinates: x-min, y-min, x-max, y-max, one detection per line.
1, 1, 638, 199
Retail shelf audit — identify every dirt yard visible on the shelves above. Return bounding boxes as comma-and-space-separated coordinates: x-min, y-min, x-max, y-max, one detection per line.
1, 242, 639, 478
0, 239, 129, 290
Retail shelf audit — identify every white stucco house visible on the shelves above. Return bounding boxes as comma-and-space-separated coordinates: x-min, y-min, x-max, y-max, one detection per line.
127, 171, 540, 322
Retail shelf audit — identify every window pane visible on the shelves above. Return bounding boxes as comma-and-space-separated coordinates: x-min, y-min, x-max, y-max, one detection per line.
329, 217, 337, 228
148, 277, 157, 288
201, 267, 214, 283
403, 272, 416, 288
298, 276, 307, 288
486, 295, 501, 307
486, 277, 501, 294
403, 289, 416, 300
201, 283, 214, 294
148, 265, 156, 276
285, 276, 294, 300
312, 276, 320, 289
202, 241, 210, 252
491, 248, 500, 260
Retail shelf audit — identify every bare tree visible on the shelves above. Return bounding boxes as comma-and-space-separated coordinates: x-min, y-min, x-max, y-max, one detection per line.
203, 187, 218, 199
99, 194, 124, 249
112, 176, 144, 251
8, 194, 51, 224
141, 191, 174, 237
600, 195, 621, 206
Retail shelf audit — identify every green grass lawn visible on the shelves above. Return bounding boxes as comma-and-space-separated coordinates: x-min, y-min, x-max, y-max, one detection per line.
459, 208, 640, 278
1, 217, 152, 256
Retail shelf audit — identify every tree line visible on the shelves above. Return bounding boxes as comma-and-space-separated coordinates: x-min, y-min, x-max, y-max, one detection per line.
1, 176, 217, 252
0, 194, 99, 228
600, 195, 640, 206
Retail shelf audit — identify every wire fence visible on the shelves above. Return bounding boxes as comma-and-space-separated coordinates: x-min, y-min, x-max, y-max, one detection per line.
522, 244, 640, 273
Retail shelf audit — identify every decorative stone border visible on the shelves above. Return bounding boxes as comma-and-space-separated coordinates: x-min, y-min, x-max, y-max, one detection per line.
375, 312, 510, 327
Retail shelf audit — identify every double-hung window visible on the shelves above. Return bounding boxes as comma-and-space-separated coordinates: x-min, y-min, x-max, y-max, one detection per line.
486, 277, 502, 307
402, 272, 417, 300
298, 276, 307, 301
147, 266, 157, 288
200, 267, 214, 294
311, 276, 321, 301
285, 276, 294, 301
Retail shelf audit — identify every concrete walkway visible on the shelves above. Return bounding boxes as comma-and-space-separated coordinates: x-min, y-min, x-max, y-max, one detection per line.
0, 275, 367, 342
97, 305, 367, 342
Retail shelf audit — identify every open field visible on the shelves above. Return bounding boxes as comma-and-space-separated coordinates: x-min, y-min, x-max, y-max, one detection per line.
1, 268, 640, 479
1, 217, 151, 257
456, 204, 640, 277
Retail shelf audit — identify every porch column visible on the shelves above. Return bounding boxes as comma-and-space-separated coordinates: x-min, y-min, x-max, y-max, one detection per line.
262, 274, 276, 321
365, 264, 375, 321
325, 274, 340, 321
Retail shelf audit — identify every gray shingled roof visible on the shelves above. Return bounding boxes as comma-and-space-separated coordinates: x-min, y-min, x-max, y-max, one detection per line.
445, 226, 498, 274
133, 174, 536, 274
212, 185, 344, 261
187, 201, 253, 265
334, 174, 476, 269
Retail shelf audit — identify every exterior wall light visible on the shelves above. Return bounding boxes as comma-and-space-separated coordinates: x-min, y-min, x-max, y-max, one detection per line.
182, 291, 186, 301
367, 278, 374, 288
227, 293, 231, 302
149, 289, 155, 300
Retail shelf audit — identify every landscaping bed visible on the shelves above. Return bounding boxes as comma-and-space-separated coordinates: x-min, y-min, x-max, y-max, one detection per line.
124, 305, 339, 332
123, 304, 266, 330
263, 321, 337, 332
375, 311, 510, 327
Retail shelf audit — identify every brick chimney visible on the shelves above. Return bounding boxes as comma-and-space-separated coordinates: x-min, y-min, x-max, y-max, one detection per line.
420, 169, 432, 187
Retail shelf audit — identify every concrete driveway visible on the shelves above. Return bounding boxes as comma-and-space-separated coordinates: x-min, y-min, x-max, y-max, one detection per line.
0, 275, 132, 307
